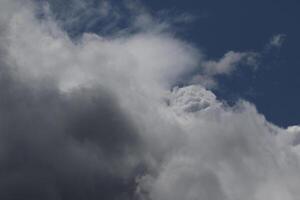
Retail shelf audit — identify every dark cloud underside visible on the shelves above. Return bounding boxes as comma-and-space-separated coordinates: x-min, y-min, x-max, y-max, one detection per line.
0, 60, 144, 200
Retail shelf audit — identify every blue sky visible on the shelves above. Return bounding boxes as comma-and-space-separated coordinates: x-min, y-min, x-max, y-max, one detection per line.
144, 0, 300, 127
45, 0, 300, 127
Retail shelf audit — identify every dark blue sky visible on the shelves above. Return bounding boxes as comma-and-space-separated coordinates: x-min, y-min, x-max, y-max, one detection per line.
143, 0, 300, 127
47, 0, 300, 127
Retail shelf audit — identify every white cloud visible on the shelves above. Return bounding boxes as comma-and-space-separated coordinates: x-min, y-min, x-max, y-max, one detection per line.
284, 126, 300, 147
1, 1, 300, 200
190, 51, 259, 88
169, 85, 219, 115
203, 51, 256, 75
269, 34, 286, 48
138, 98, 300, 200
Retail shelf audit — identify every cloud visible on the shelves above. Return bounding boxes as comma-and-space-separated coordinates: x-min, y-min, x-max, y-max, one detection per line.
190, 51, 259, 88
269, 34, 286, 48
169, 85, 220, 115
203, 51, 258, 76
0, 78, 144, 200
138, 95, 300, 200
0, 1, 299, 200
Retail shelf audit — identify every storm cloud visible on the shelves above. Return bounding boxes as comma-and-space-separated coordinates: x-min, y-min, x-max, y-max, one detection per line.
0, 1, 300, 200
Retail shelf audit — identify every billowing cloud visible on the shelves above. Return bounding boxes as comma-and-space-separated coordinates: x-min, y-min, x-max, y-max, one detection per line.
138, 92, 300, 200
0, 1, 299, 200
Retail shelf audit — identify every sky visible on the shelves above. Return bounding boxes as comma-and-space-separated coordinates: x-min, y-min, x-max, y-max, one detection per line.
45, 0, 300, 127
157, 0, 300, 127
0, 0, 300, 200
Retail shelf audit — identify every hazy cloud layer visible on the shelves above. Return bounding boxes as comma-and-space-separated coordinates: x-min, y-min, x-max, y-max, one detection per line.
0, 1, 300, 200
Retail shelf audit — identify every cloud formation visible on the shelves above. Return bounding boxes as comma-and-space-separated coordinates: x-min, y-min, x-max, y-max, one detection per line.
0, 1, 299, 200
269, 34, 286, 48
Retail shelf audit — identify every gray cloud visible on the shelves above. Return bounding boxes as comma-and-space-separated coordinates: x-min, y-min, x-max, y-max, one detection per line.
0, 1, 300, 200
0, 63, 146, 199
269, 34, 286, 48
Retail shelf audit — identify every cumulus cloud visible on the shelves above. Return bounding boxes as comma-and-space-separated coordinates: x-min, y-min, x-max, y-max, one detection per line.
0, 1, 299, 200
169, 85, 220, 115
138, 95, 300, 200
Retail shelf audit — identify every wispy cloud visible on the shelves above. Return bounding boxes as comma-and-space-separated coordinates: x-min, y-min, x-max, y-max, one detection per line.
269, 34, 286, 48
